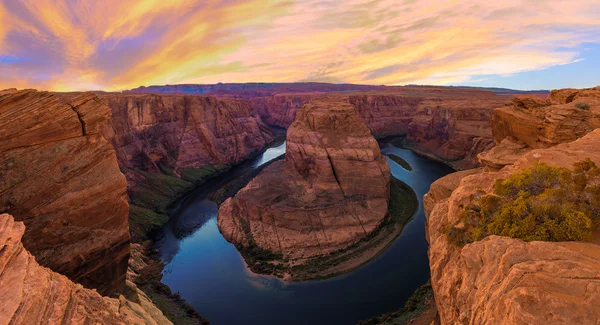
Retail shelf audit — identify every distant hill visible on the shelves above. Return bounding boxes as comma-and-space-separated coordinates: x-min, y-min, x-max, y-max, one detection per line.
445, 85, 550, 95
126, 82, 550, 96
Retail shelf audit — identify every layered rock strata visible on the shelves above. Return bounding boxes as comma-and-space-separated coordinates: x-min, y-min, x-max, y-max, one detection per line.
404, 97, 510, 170
102, 93, 275, 174
0, 213, 171, 325
481, 92, 600, 169
0, 90, 129, 295
218, 99, 391, 259
425, 129, 600, 324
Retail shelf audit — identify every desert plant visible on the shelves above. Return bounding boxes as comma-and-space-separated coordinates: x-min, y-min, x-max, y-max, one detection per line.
575, 102, 590, 110
446, 160, 600, 246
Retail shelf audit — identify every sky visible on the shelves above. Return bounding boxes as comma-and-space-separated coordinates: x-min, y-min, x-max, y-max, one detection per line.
0, 0, 598, 91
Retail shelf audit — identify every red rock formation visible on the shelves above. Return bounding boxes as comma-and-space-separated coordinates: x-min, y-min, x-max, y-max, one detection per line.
0, 213, 172, 325
349, 94, 421, 136
404, 97, 510, 170
249, 94, 314, 128
0, 90, 129, 295
424, 129, 600, 325
101, 93, 275, 174
218, 98, 390, 260
248, 88, 511, 170
483, 92, 600, 169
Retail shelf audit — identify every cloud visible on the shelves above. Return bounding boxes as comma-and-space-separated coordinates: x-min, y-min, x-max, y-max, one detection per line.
0, 0, 599, 91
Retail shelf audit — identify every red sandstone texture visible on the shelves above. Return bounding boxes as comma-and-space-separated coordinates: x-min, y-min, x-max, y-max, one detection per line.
248, 88, 510, 170
0, 213, 171, 325
125, 85, 515, 170
0, 90, 129, 295
218, 99, 390, 260
404, 96, 510, 169
425, 86, 600, 324
480, 90, 600, 169
101, 93, 275, 175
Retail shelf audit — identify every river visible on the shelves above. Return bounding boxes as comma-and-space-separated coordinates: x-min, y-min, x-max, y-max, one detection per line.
156, 139, 453, 325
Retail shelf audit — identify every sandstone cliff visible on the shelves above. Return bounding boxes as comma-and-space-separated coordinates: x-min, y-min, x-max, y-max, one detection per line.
0, 90, 129, 295
349, 94, 421, 136
249, 94, 313, 128
248, 88, 510, 170
102, 93, 275, 174
480, 91, 600, 169
424, 129, 600, 324
0, 213, 172, 325
404, 96, 510, 170
218, 98, 390, 261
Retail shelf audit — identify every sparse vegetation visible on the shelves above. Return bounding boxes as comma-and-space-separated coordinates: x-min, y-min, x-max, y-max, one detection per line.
387, 154, 413, 171
576, 102, 590, 110
445, 160, 600, 246
127, 165, 229, 242
240, 177, 419, 280
357, 282, 436, 325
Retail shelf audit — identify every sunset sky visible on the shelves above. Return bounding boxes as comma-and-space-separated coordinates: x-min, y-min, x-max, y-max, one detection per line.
0, 0, 598, 91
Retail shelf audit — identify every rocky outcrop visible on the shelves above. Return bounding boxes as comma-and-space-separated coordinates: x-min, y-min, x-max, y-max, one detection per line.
549, 87, 600, 104
0, 90, 129, 295
404, 97, 510, 170
482, 92, 600, 169
0, 213, 171, 325
425, 129, 600, 325
102, 93, 275, 175
218, 98, 390, 260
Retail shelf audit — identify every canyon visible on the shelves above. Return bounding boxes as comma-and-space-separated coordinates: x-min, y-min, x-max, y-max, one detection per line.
133, 84, 514, 170
1, 83, 598, 325
217, 98, 391, 273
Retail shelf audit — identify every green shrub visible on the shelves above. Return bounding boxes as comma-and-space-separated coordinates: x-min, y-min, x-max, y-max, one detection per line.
575, 102, 590, 110
446, 160, 600, 246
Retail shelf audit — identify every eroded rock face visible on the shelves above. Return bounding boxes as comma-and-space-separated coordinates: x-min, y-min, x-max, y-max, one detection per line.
425, 129, 600, 325
404, 97, 510, 170
102, 93, 275, 174
0, 90, 129, 295
218, 99, 390, 260
349, 94, 421, 136
492, 94, 600, 149
483, 91, 600, 169
249, 94, 313, 128
0, 213, 171, 325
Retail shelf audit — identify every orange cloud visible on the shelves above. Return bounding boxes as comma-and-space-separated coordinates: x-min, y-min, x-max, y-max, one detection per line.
0, 0, 598, 91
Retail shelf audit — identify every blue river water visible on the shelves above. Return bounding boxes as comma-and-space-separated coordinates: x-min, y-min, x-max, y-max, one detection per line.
156, 139, 453, 325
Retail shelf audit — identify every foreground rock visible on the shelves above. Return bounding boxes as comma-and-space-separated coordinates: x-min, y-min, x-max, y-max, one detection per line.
0, 90, 129, 295
0, 213, 171, 325
218, 98, 390, 263
425, 129, 600, 324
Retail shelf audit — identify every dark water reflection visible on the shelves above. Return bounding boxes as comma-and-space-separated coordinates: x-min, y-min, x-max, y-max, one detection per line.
157, 139, 453, 325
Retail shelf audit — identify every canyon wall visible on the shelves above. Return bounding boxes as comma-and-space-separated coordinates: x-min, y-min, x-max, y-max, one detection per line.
404, 97, 510, 170
0, 213, 172, 325
124, 86, 513, 170
218, 98, 390, 260
349, 94, 421, 136
102, 93, 275, 174
249, 94, 313, 128
425, 87, 600, 324
248, 89, 510, 170
0, 90, 129, 295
